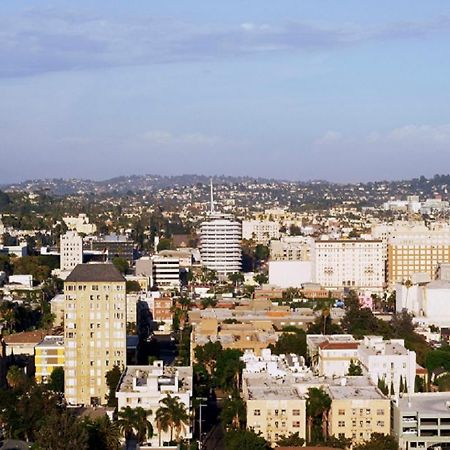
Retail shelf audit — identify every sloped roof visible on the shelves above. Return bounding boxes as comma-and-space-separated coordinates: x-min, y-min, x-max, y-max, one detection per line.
66, 264, 125, 282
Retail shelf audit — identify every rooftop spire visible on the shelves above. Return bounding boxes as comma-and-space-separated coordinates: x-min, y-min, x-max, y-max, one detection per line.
210, 178, 214, 214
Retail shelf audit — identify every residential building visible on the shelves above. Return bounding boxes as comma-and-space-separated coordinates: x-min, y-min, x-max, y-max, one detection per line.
358, 336, 416, 397
35, 336, 64, 383
191, 319, 278, 362
393, 392, 450, 450
307, 335, 357, 372
64, 263, 127, 406
4, 331, 46, 356
63, 214, 97, 235
312, 239, 384, 291
327, 377, 390, 444
270, 236, 313, 261
316, 341, 360, 378
50, 294, 65, 327
242, 220, 280, 244
60, 231, 83, 272
242, 349, 309, 445
116, 361, 192, 447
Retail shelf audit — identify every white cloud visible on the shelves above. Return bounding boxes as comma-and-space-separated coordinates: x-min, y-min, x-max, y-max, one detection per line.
314, 130, 343, 146
140, 130, 219, 147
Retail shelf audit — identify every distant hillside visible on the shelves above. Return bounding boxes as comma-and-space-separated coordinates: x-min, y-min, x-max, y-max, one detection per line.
1, 174, 279, 195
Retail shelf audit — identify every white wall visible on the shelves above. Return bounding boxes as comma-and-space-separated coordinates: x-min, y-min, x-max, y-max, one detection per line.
268, 261, 312, 288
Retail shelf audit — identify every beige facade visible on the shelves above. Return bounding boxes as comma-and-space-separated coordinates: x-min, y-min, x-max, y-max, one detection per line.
246, 397, 306, 445
64, 264, 127, 406
327, 378, 390, 444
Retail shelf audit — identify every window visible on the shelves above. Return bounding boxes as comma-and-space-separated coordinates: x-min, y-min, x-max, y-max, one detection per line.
254, 409, 261, 416
292, 421, 300, 428
338, 421, 345, 427
338, 409, 345, 415
292, 409, 300, 416
376, 409, 384, 416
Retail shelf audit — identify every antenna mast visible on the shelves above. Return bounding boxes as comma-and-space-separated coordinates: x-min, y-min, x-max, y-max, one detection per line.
210, 178, 214, 214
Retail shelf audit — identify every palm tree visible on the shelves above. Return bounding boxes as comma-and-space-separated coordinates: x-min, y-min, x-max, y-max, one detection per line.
117, 406, 153, 445
220, 397, 246, 430
306, 387, 331, 444
155, 394, 190, 444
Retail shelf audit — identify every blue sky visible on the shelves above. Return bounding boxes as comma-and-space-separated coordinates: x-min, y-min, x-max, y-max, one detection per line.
1, 1, 450, 183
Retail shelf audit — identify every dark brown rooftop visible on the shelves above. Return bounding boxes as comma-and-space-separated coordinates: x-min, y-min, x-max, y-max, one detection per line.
65, 264, 125, 283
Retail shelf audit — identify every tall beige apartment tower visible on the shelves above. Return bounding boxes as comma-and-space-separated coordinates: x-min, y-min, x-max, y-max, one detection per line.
64, 263, 126, 405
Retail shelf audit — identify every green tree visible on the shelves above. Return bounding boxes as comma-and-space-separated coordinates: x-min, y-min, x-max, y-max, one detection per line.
105, 365, 122, 407
155, 394, 190, 444
269, 329, 307, 357
34, 412, 89, 450
253, 273, 268, 285
157, 238, 172, 251
276, 432, 305, 446
347, 360, 363, 376
224, 429, 271, 450
214, 348, 244, 394
48, 367, 64, 393
254, 244, 270, 261
6, 365, 27, 390
83, 415, 121, 450
117, 406, 153, 444
194, 341, 222, 376
306, 387, 331, 444
353, 433, 399, 450
220, 397, 246, 430
126, 280, 142, 292
112, 257, 129, 274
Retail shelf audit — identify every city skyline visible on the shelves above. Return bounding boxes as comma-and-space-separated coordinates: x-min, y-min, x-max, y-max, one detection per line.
1, 1, 450, 183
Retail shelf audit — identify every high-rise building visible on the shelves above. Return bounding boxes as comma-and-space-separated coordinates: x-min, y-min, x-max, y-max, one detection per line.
151, 255, 180, 290
312, 239, 384, 291
64, 263, 126, 406
60, 231, 83, 272
387, 225, 450, 286
199, 181, 241, 275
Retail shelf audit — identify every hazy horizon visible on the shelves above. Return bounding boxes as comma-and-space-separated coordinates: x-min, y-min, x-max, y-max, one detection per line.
1, 1, 450, 183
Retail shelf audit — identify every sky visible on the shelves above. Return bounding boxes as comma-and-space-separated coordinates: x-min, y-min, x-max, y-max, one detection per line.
1, 1, 450, 183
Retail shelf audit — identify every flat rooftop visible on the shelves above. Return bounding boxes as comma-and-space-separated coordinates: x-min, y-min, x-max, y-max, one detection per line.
327, 377, 386, 401
398, 393, 450, 415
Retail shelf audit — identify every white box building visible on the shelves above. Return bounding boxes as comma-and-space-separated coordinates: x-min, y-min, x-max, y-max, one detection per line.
268, 261, 312, 288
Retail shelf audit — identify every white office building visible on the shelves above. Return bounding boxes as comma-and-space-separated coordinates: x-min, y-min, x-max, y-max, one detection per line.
151, 255, 180, 290
199, 213, 242, 275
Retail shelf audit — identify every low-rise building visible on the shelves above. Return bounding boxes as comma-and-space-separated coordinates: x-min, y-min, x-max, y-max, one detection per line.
116, 361, 192, 447
35, 336, 64, 383
327, 377, 391, 444
358, 336, 416, 398
4, 330, 46, 356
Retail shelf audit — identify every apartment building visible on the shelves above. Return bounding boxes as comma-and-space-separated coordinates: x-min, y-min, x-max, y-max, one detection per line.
358, 336, 416, 398
312, 239, 384, 291
191, 319, 278, 362
270, 236, 312, 261
393, 393, 450, 450
64, 263, 127, 406
242, 220, 280, 244
116, 361, 192, 447
242, 350, 309, 445
316, 341, 359, 378
60, 231, 83, 273
327, 377, 390, 444
199, 213, 242, 276
35, 336, 64, 383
